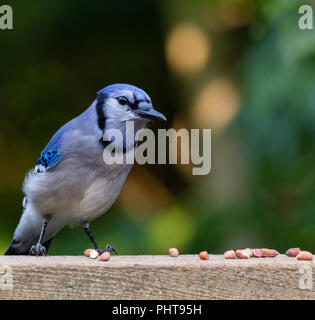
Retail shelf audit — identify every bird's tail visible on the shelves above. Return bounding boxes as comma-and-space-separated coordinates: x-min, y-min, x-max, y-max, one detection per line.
4, 238, 53, 255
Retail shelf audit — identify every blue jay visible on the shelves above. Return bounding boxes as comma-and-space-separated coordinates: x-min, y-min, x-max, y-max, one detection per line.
4, 83, 166, 256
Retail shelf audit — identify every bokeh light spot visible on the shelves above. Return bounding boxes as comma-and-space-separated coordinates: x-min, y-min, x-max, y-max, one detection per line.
193, 78, 240, 130
166, 23, 210, 74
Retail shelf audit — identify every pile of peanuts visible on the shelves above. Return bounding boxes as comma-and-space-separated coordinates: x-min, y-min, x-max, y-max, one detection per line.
222, 247, 313, 261
84, 249, 111, 261
225, 248, 279, 259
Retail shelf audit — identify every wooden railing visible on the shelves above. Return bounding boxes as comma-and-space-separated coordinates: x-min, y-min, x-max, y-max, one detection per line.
0, 255, 314, 299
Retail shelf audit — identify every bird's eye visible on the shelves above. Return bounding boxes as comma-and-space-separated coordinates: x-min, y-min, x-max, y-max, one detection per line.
117, 97, 128, 105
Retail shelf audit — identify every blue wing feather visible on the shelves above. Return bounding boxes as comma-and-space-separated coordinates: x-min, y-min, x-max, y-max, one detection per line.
35, 146, 62, 173
34, 122, 71, 173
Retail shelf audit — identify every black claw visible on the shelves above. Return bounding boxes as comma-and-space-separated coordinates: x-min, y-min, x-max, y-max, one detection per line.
106, 244, 118, 255
98, 244, 118, 255
29, 243, 46, 256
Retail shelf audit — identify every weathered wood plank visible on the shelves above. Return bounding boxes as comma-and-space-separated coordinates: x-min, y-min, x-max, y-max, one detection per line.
0, 255, 314, 300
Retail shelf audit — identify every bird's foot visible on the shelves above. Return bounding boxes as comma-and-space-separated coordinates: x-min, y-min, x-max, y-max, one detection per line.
98, 244, 118, 255
30, 243, 46, 256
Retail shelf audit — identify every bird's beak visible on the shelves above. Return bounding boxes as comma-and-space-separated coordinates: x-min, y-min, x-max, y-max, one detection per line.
136, 108, 167, 121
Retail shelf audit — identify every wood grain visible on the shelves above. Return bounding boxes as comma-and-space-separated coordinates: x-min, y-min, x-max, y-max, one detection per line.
0, 255, 314, 300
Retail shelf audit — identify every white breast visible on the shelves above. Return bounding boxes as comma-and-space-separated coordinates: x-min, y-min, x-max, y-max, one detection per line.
77, 165, 132, 224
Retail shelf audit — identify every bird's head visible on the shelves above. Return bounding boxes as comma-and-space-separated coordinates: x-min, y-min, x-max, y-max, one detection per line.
96, 84, 166, 127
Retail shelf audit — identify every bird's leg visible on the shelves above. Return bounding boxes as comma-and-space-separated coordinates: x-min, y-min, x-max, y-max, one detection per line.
30, 216, 50, 256
81, 222, 118, 255
82, 223, 100, 252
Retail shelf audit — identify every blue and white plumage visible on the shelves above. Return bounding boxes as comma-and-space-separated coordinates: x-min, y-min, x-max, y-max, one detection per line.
5, 83, 166, 255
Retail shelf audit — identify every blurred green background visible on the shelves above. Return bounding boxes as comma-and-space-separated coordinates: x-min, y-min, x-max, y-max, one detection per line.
1, 0, 315, 255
